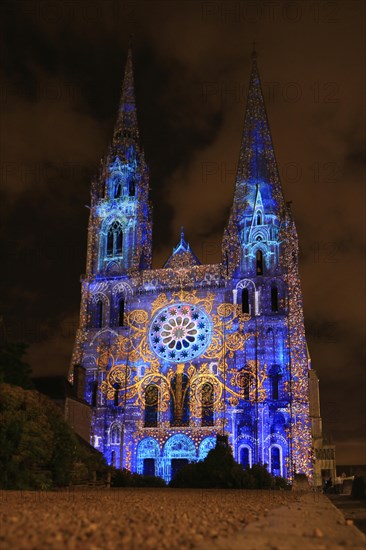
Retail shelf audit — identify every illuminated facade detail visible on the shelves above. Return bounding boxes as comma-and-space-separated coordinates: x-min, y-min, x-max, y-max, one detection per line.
149, 303, 212, 363
71, 48, 325, 484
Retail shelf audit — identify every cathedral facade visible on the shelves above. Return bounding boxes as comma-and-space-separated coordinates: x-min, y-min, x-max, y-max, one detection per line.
71, 50, 315, 483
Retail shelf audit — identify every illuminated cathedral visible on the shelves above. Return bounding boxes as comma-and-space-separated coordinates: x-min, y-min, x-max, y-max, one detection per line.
71, 49, 316, 483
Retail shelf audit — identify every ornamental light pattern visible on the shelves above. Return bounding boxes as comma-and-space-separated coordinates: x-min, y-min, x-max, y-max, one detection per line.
70, 47, 323, 484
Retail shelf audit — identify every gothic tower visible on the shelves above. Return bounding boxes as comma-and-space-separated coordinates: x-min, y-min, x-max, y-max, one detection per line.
71, 49, 316, 484
86, 48, 152, 280
222, 51, 313, 476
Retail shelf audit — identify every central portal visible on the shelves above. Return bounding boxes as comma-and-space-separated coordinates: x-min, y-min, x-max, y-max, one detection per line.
171, 458, 189, 479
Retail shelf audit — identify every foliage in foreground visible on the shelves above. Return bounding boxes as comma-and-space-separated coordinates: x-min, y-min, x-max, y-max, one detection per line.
0, 342, 34, 389
111, 468, 166, 488
170, 442, 290, 490
0, 383, 107, 490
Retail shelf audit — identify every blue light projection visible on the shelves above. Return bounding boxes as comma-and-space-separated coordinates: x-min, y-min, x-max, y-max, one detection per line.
73, 49, 314, 485
149, 303, 212, 363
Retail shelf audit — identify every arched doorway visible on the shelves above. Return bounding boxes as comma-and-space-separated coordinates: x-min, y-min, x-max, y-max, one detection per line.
137, 437, 160, 477
198, 437, 216, 461
163, 434, 196, 482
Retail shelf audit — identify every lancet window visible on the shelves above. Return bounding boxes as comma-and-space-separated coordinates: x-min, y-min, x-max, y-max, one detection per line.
241, 288, 250, 314
94, 300, 103, 328
201, 382, 214, 426
144, 385, 159, 427
110, 424, 121, 444
106, 221, 123, 258
170, 373, 189, 427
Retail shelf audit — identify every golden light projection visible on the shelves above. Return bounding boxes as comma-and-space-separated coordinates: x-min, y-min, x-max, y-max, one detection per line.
71, 49, 317, 484
97, 290, 264, 419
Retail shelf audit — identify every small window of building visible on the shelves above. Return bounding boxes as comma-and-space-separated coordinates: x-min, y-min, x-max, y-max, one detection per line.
241, 288, 250, 314
95, 300, 103, 328
129, 179, 136, 196
114, 182, 122, 198
144, 385, 159, 427
118, 299, 125, 327
201, 382, 214, 427
256, 250, 263, 275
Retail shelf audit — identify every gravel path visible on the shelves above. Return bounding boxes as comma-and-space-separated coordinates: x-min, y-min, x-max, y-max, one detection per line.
0, 488, 300, 549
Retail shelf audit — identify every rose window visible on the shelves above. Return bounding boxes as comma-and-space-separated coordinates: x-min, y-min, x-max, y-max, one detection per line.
149, 303, 212, 363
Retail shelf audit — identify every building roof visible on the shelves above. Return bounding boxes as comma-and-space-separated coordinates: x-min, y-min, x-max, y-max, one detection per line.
164, 227, 201, 269
32, 376, 88, 406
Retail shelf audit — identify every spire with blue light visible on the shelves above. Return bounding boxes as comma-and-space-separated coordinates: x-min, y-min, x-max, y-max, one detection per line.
85, 46, 152, 277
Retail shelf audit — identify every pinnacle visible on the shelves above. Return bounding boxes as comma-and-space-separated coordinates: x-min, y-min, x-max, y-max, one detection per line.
112, 47, 140, 149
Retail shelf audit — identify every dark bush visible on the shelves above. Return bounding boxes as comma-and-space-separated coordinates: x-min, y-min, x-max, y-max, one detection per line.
249, 463, 274, 489
0, 383, 107, 489
273, 475, 291, 490
170, 438, 285, 489
110, 468, 166, 487
188, 442, 247, 488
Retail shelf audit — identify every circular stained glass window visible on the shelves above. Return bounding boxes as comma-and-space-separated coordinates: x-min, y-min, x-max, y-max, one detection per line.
149, 303, 212, 363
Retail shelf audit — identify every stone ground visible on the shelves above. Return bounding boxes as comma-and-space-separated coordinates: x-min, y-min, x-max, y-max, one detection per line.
0, 489, 365, 550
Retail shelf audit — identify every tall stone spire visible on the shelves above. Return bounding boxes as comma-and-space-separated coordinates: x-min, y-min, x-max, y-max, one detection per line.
223, 51, 288, 276
87, 46, 152, 277
234, 50, 285, 216
112, 47, 140, 150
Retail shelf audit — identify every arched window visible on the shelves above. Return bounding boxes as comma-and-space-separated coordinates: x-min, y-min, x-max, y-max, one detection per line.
257, 212, 262, 225
201, 382, 214, 426
241, 288, 249, 314
128, 179, 135, 196
244, 373, 251, 400
110, 424, 121, 444
107, 229, 114, 257
270, 446, 281, 476
256, 249, 263, 275
144, 385, 159, 427
95, 300, 103, 328
170, 373, 189, 427
116, 228, 123, 255
238, 369, 251, 400
118, 298, 125, 327
271, 287, 279, 312
106, 221, 123, 258
111, 450, 116, 466
114, 182, 122, 198
240, 446, 251, 468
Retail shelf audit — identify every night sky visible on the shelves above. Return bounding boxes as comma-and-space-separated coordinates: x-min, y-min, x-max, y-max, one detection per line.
0, 0, 365, 464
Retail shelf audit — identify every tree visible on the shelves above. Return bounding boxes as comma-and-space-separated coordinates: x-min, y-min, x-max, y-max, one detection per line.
170, 435, 290, 490
0, 383, 107, 489
0, 342, 33, 389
